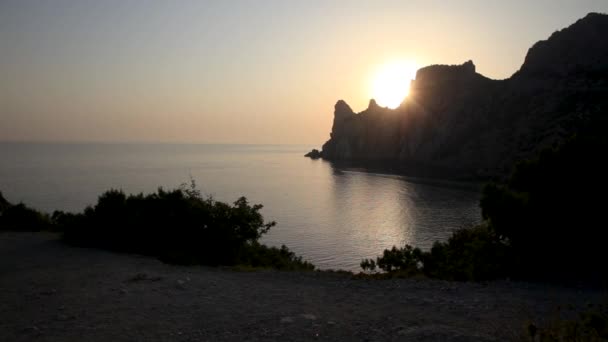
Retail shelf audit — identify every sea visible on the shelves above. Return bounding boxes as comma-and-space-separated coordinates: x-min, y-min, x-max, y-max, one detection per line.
0, 142, 482, 271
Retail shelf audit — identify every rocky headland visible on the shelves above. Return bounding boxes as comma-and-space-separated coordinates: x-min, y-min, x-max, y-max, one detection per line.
309, 13, 608, 179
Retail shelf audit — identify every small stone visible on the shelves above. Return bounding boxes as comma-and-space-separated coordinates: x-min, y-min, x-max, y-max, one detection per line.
301, 314, 317, 320
280, 317, 294, 323
327, 321, 336, 325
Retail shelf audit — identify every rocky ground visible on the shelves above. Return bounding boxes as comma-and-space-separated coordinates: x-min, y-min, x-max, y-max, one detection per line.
0, 232, 604, 341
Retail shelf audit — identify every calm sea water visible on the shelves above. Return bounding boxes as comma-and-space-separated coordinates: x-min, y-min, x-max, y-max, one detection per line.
0, 143, 481, 271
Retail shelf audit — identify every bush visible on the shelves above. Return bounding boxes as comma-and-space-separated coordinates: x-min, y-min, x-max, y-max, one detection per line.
0, 192, 52, 232
361, 224, 510, 281
1, 182, 313, 271
527, 303, 608, 341
0, 192, 8, 212
56, 181, 314, 270
364, 132, 608, 283
481, 134, 608, 282
236, 243, 314, 271
423, 224, 511, 281
361, 245, 423, 276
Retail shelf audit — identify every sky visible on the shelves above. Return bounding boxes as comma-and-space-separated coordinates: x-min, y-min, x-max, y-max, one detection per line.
1, 1, 607, 144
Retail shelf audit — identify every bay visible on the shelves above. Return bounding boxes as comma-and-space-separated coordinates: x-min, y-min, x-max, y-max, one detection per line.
0, 142, 481, 271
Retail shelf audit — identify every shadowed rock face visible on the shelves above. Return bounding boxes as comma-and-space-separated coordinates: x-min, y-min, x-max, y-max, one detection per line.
517, 12, 608, 78
313, 13, 608, 179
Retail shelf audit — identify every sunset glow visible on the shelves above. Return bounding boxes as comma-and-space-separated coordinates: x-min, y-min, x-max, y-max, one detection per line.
1, 2, 606, 143
371, 61, 418, 109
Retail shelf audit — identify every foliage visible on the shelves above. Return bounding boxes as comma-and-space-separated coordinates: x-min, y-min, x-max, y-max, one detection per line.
361, 245, 422, 276
423, 224, 510, 281
526, 303, 608, 341
1, 182, 313, 271
481, 134, 608, 282
0, 191, 52, 232
0, 191, 8, 212
364, 132, 608, 283
56, 181, 313, 270
235, 242, 314, 271
361, 224, 510, 281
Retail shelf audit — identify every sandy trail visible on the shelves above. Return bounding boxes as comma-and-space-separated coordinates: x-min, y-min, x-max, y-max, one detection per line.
0, 232, 603, 341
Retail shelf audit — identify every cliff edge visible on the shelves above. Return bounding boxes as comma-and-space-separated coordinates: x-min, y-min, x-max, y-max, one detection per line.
311, 13, 608, 179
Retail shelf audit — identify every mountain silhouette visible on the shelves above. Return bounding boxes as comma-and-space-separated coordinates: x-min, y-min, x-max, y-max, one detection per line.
311, 13, 608, 179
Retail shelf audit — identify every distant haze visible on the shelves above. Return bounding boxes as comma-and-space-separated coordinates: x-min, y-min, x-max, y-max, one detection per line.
2, 1, 607, 144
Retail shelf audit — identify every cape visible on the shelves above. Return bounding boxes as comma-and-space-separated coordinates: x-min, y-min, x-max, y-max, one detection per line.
311, 13, 608, 179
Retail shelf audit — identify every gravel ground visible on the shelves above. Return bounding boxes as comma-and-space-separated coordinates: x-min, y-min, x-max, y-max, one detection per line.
0, 232, 604, 341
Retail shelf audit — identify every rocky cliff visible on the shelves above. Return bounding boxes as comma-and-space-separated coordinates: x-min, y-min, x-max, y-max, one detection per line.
314, 13, 608, 179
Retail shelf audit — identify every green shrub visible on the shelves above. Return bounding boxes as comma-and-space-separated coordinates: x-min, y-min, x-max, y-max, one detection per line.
56, 181, 313, 270
236, 243, 315, 271
527, 303, 608, 341
481, 134, 608, 282
364, 132, 608, 283
361, 245, 423, 276
361, 224, 510, 281
0, 192, 8, 212
1, 182, 313, 271
423, 224, 510, 281
0, 192, 52, 232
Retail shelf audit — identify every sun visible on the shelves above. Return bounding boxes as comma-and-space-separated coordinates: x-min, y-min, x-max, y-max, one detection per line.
371, 60, 418, 109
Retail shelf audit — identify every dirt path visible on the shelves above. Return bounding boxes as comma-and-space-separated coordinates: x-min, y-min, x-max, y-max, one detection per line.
0, 232, 604, 341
